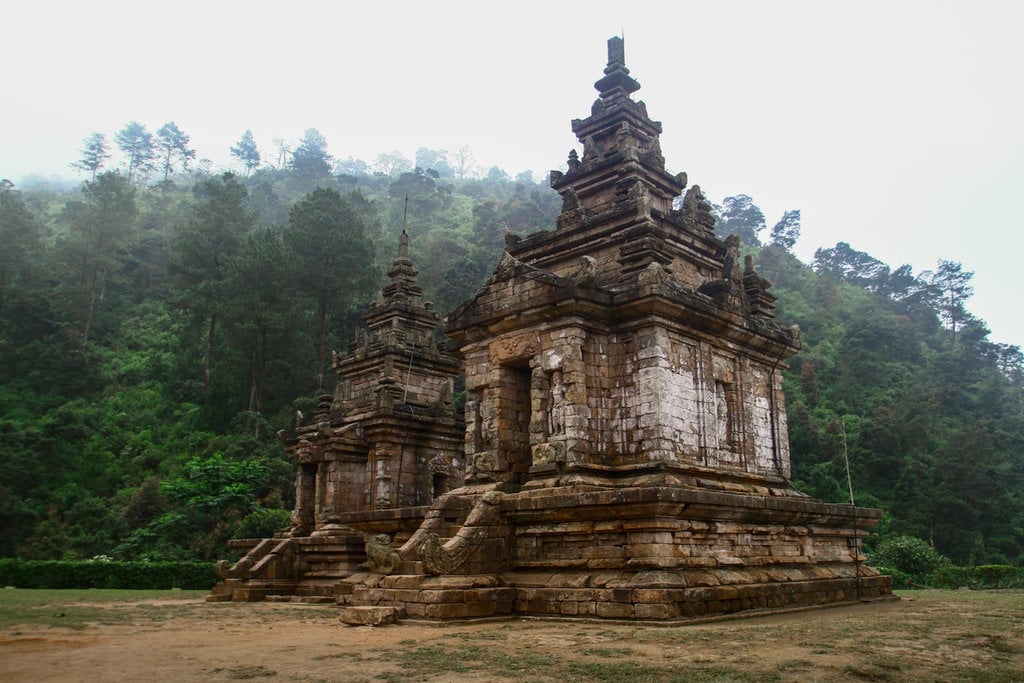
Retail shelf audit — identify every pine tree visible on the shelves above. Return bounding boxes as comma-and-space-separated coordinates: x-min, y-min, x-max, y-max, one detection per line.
114, 122, 156, 184
230, 129, 261, 175
71, 133, 111, 181
168, 173, 254, 392
285, 188, 378, 388
155, 122, 197, 181
60, 172, 137, 341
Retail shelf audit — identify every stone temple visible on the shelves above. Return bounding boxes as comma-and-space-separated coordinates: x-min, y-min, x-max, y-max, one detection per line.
211, 38, 893, 622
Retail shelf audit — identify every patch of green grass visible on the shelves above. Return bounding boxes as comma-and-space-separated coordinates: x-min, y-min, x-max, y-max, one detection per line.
311, 651, 368, 662
565, 661, 780, 683
954, 664, 1024, 683
219, 664, 277, 679
981, 635, 1023, 655
628, 628, 718, 644
844, 663, 896, 681
775, 659, 813, 670
485, 650, 557, 675
395, 645, 476, 676
462, 627, 510, 641
388, 644, 556, 681
0, 588, 208, 629
867, 656, 904, 672
581, 646, 635, 658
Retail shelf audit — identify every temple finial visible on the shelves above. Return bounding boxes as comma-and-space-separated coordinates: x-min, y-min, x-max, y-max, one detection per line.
606, 36, 626, 74
595, 36, 640, 99
398, 230, 409, 259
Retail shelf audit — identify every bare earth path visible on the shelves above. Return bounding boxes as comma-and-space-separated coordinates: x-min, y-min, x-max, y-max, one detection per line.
1, 590, 1022, 682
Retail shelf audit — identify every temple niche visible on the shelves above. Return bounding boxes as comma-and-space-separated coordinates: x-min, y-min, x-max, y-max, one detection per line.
212, 37, 892, 622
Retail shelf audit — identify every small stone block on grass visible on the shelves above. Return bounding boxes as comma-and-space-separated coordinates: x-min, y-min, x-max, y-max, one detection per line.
340, 606, 398, 626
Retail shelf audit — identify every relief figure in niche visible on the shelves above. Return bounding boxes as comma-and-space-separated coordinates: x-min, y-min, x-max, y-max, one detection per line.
548, 370, 566, 437
479, 394, 494, 447
374, 470, 392, 508
715, 380, 731, 448
466, 391, 496, 479
466, 392, 483, 452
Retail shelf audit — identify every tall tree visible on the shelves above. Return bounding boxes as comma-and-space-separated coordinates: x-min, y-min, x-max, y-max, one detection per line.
373, 151, 412, 176
928, 259, 974, 346
155, 122, 197, 181
270, 138, 291, 170
71, 133, 111, 181
290, 128, 332, 179
449, 145, 475, 179
225, 228, 295, 432
995, 344, 1023, 416
284, 188, 377, 388
230, 130, 261, 175
115, 122, 156, 185
60, 172, 138, 341
336, 157, 369, 176
168, 173, 254, 392
714, 194, 765, 245
769, 209, 801, 250
0, 181, 44, 336
414, 147, 453, 177
813, 242, 889, 289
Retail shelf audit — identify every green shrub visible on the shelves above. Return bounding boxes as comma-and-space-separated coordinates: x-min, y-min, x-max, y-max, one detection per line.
873, 565, 912, 589
869, 535, 949, 576
974, 564, 1016, 589
926, 564, 973, 589
874, 561, 1023, 590
0, 559, 216, 589
232, 508, 291, 539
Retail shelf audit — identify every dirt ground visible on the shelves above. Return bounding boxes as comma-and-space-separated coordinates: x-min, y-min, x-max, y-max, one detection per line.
1, 590, 1022, 682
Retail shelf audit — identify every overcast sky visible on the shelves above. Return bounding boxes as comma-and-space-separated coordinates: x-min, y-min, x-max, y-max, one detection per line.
3, 0, 1022, 345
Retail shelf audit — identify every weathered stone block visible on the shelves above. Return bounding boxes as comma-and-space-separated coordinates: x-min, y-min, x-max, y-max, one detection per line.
424, 602, 468, 619
635, 603, 680, 619
340, 606, 398, 626
595, 601, 635, 618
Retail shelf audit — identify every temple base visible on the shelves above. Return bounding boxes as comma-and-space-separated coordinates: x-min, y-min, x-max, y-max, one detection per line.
212, 481, 893, 621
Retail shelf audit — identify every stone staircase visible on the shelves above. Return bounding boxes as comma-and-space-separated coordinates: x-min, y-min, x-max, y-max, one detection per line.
208, 528, 368, 602
337, 488, 517, 623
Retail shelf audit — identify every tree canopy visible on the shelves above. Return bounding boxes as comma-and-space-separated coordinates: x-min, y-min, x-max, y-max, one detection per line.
114, 122, 156, 184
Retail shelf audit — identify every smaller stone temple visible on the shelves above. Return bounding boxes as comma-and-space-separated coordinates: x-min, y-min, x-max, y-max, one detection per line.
211, 232, 464, 600
212, 37, 892, 621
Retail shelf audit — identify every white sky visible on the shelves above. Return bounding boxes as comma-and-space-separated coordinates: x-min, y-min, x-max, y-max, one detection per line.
3, 0, 1022, 346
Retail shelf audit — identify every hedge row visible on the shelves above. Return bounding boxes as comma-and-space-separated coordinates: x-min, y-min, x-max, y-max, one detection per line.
0, 559, 217, 590
875, 564, 1024, 590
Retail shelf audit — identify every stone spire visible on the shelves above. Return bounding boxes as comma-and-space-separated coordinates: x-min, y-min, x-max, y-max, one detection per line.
340, 230, 456, 416
594, 36, 641, 103
526, 36, 687, 284
375, 230, 423, 313
357, 231, 443, 369
547, 35, 679, 220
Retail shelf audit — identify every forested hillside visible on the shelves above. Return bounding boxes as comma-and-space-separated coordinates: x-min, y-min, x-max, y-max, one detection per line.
1, 126, 1021, 566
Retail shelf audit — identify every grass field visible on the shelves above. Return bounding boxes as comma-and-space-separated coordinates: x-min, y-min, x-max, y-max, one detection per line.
0, 588, 209, 629
1, 589, 1022, 682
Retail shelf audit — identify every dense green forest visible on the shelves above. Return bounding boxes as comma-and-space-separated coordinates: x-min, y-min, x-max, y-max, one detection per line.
1, 125, 1021, 567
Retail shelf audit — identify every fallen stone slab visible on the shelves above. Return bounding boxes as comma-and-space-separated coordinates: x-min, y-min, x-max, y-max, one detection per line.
340, 606, 399, 626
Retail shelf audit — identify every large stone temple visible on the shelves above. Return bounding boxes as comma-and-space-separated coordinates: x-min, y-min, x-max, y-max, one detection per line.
211, 38, 893, 622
